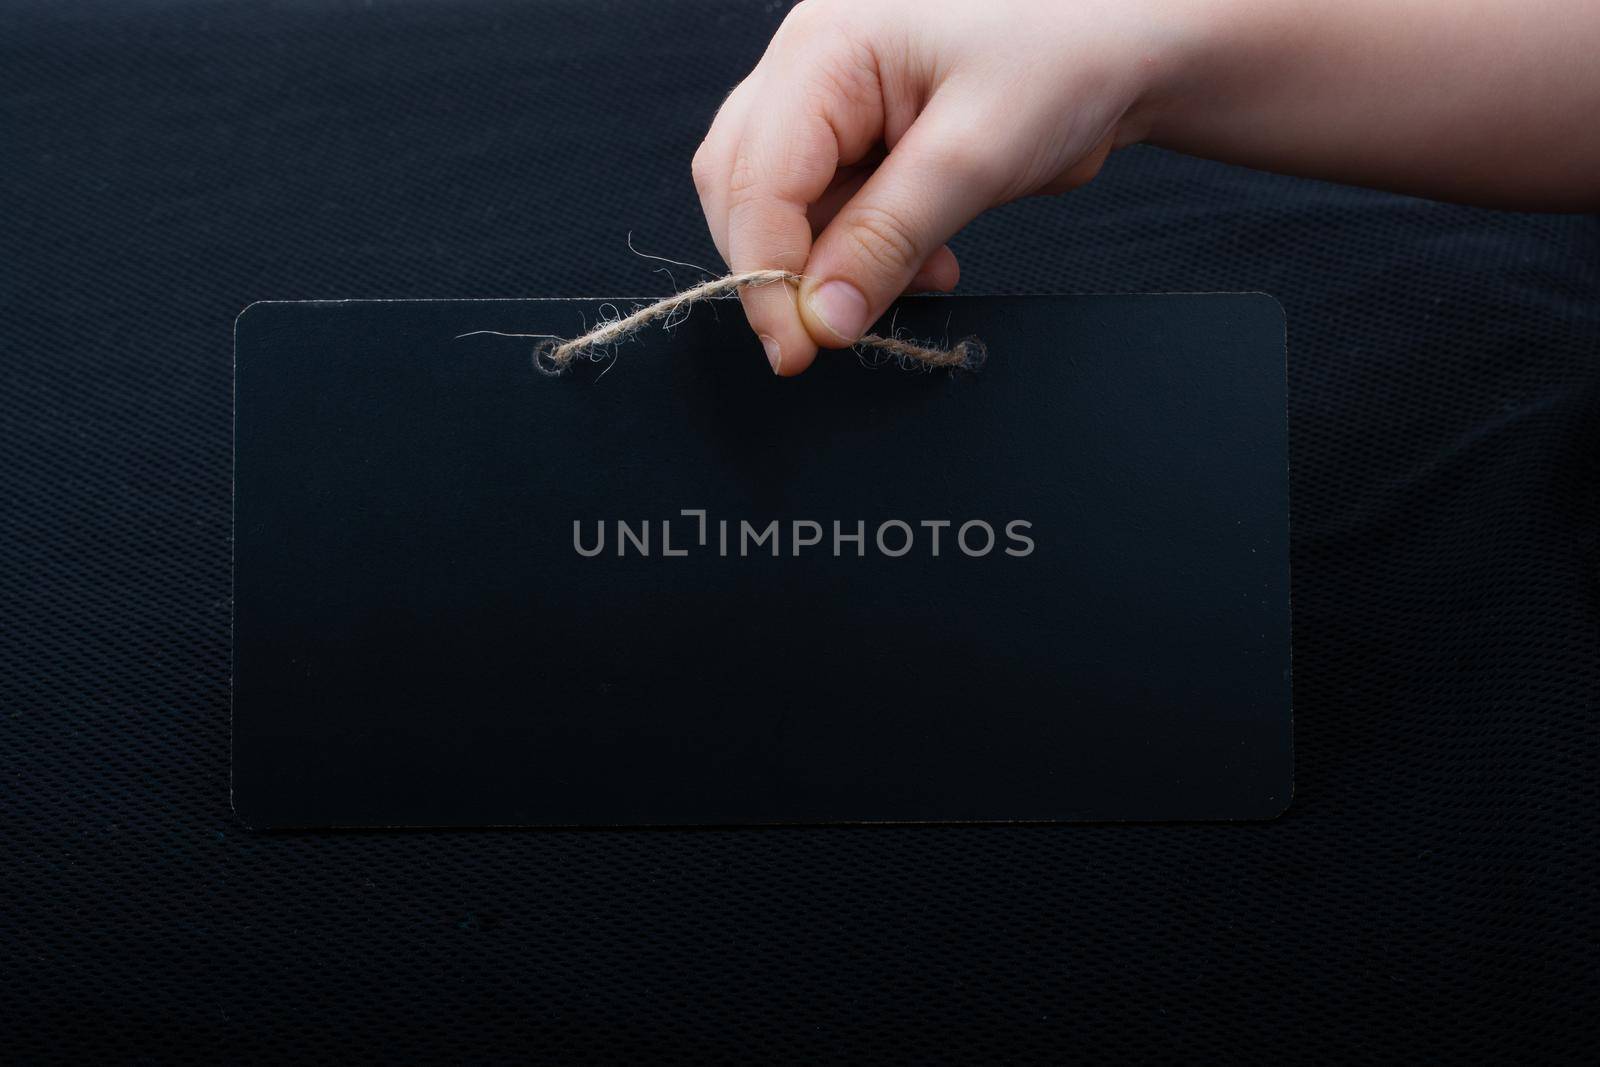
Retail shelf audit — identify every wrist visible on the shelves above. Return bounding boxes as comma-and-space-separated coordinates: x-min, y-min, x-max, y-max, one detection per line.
1119, 0, 1237, 147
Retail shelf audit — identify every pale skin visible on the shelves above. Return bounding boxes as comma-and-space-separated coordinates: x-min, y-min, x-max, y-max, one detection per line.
692, 0, 1600, 375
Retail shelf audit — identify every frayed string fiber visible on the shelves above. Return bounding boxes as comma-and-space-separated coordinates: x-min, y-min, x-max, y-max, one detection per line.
463, 270, 985, 377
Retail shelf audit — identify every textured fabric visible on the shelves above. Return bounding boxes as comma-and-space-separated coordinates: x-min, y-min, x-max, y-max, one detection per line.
4, 0, 1596, 1061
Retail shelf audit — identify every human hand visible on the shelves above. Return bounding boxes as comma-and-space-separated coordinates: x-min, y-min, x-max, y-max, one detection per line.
695, 0, 1600, 375
692, 0, 1170, 375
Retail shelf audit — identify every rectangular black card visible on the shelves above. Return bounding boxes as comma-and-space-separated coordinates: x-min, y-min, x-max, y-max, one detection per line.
232, 294, 1291, 827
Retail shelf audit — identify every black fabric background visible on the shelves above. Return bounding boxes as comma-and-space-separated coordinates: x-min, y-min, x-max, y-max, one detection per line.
4, 0, 1596, 1060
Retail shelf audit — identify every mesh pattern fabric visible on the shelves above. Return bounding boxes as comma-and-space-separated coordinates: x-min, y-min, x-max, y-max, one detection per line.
4, 1, 1596, 1061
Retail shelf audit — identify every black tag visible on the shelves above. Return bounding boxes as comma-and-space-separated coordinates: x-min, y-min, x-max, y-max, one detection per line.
232, 294, 1291, 826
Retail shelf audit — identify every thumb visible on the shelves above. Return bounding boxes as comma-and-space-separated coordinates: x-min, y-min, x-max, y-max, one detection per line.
799, 102, 1001, 348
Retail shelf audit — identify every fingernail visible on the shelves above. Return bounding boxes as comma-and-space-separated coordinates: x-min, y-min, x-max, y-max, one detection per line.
759, 334, 782, 374
807, 280, 869, 343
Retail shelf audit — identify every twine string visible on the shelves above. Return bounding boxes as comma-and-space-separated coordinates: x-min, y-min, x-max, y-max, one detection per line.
461, 270, 985, 376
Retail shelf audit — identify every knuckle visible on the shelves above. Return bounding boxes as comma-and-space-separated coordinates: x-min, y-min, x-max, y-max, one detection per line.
779, 0, 862, 49
726, 149, 763, 201
807, 43, 880, 116
690, 144, 716, 195
841, 204, 923, 278
780, 0, 829, 37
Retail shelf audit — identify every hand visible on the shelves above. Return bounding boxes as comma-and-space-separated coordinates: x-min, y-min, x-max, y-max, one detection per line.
691, 0, 1166, 375
694, 0, 1600, 376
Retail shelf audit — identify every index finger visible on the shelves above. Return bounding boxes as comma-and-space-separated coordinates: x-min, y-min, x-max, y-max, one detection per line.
722, 98, 842, 376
